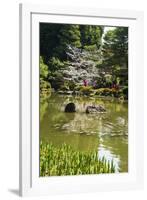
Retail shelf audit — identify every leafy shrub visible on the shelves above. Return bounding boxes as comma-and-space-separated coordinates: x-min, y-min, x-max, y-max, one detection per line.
111, 88, 119, 97
40, 56, 49, 79
40, 78, 51, 94
59, 81, 77, 91
95, 88, 122, 97
40, 57, 51, 94
74, 85, 82, 91
49, 71, 64, 90
122, 86, 128, 99
79, 86, 94, 95
48, 57, 64, 72
95, 88, 112, 96
68, 81, 77, 91
60, 85, 69, 91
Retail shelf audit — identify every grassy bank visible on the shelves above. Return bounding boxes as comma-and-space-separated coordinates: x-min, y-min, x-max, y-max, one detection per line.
40, 141, 116, 176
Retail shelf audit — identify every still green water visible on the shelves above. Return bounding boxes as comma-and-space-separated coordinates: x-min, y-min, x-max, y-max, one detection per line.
40, 93, 128, 172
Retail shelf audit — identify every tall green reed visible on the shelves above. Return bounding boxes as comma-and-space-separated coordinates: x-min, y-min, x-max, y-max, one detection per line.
40, 141, 116, 176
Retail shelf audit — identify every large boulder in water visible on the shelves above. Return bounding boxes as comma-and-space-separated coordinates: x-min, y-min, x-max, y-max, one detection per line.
65, 103, 76, 112
86, 105, 106, 114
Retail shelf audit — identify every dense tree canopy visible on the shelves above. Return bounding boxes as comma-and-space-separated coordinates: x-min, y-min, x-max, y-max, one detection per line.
54, 24, 81, 59
80, 25, 104, 49
40, 23, 128, 99
102, 27, 128, 67
101, 27, 128, 86
40, 23, 62, 63
40, 23, 103, 62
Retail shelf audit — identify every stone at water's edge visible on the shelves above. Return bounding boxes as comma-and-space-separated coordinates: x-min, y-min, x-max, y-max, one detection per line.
65, 103, 76, 113
64, 103, 106, 113
86, 105, 106, 114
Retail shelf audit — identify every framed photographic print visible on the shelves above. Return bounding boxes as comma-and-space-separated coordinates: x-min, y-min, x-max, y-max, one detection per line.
19, 3, 144, 196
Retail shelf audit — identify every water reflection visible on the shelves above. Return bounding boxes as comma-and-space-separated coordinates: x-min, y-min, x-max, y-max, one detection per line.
40, 93, 128, 172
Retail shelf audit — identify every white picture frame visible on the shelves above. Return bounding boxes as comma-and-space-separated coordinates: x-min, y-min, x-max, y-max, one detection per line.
19, 3, 144, 197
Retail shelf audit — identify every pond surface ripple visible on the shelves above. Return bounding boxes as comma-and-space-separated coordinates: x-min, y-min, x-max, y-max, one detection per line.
40, 93, 128, 172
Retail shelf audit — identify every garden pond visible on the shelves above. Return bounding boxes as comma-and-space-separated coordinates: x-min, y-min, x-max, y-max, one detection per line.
40, 93, 128, 173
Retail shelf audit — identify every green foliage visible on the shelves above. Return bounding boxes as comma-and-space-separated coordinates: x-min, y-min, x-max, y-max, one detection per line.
40, 23, 103, 62
60, 84, 69, 91
40, 78, 51, 94
49, 72, 64, 91
102, 27, 128, 87
67, 81, 77, 91
95, 88, 122, 97
59, 25, 81, 47
40, 57, 51, 94
48, 57, 64, 72
79, 86, 94, 96
105, 74, 112, 82
95, 88, 111, 96
40, 141, 116, 176
102, 27, 128, 67
122, 86, 128, 99
84, 44, 98, 51
40, 78, 51, 89
72, 85, 124, 98
55, 25, 81, 59
40, 56, 49, 79
40, 23, 62, 63
80, 25, 103, 48
40, 95, 50, 121
47, 57, 65, 90
40, 24, 128, 95
60, 81, 77, 91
